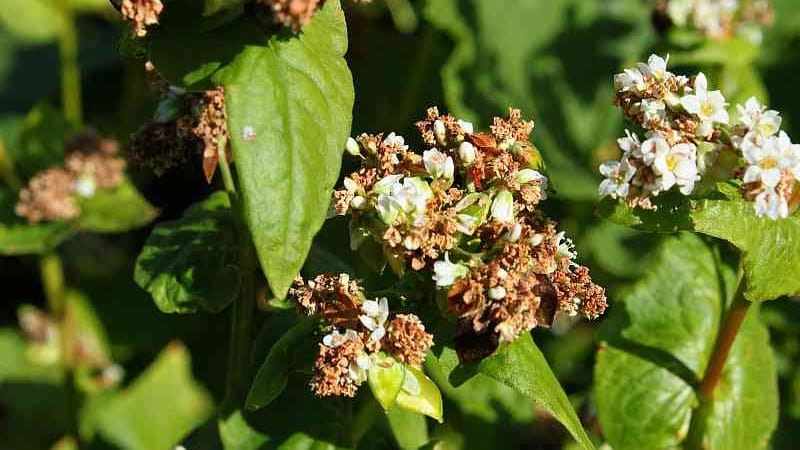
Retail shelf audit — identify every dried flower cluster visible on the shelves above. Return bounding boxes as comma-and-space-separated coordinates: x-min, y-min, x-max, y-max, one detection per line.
263, 0, 323, 32
289, 274, 434, 397
129, 87, 232, 182
333, 107, 606, 363
655, 0, 773, 42
16, 132, 125, 223
599, 54, 800, 219
120, 0, 164, 38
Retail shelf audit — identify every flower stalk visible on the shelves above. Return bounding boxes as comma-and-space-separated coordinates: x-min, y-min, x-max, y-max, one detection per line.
57, 0, 82, 124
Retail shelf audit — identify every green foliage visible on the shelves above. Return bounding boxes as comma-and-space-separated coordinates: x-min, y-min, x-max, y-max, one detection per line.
367, 352, 406, 411
98, 343, 214, 450
594, 234, 778, 449
597, 184, 800, 301
135, 192, 241, 314
151, 0, 354, 298
77, 180, 157, 233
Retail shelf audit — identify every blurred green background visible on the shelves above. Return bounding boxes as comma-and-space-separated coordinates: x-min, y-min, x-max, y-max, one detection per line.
1, 0, 799, 449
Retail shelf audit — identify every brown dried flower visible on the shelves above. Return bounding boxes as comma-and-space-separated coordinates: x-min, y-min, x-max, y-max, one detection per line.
178, 88, 231, 183
120, 0, 164, 38
128, 121, 199, 176
16, 168, 79, 223
264, 0, 323, 32
310, 332, 365, 397
383, 314, 434, 368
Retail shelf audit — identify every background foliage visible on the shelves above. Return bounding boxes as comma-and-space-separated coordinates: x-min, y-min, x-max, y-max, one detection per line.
1, 0, 799, 449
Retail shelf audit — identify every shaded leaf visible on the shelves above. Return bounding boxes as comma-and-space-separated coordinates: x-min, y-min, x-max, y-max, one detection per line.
134, 192, 241, 314
77, 180, 157, 233
0, 189, 74, 255
478, 333, 595, 450
395, 367, 443, 422
98, 343, 213, 450
594, 233, 778, 450
386, 408, 429, 450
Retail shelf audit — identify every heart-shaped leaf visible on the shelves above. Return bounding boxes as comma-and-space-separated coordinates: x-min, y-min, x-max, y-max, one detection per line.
367, 353, 406, 411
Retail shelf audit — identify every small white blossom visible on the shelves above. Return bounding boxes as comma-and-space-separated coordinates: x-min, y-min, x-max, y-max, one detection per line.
617, 129, 641, 154
345, 137, 360, 156
490, 190, 515, 223
742, 132, 794, 188
456, 213, 480, 235
615, 68, 646, 93
373, 174, 403, 194
637, 54, 671, 81
515, 168, 547, 185
423, 148, 455, 180
555, 231, 577, 262
375, 176, 433, 226
652, 142, 699, 195
456, 119, 474, 135
432, 252, 468, 287
598, 159, 635, 199
487, 286, 506, 300
348, 352, 372, 384
504, 222, 522, 242
637, 132, 670, 166
640, 98, 667, 123
359, 297, 389, 342
680, 72, 729, 137
737, 97, 781, 138
754, 187, 789, 220
323, 329, 359, 348
74, 174, 96, 198
458, 141, 476, 165
383, 132, 408, 151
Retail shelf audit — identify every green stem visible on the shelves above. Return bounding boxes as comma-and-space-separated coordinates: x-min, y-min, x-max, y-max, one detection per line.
0, 139, 22, 191
40, 252, 84, 450
57, 0, 82, 124
685, 281, 751, 449
217, 137, 258, 402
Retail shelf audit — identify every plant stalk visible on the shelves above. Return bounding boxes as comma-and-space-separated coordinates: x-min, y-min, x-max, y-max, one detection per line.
685, 281, 751, 449
40, 252, 84, 449
217, 137, 258, 402
57, 0, 83, 124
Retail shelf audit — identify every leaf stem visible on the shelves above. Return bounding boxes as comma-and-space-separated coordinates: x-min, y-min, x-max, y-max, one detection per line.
57, 0, 82, 124
40, 252, 84, 450
685, 281, 751, 449
217, 136, 258, 403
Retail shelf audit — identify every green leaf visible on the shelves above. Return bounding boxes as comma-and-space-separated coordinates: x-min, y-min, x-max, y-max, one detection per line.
13, 104, 75, 180
693, 193, 800, 301
395, 366, 443, 422
246, 316, 319, 410
0, 0, 60, 43
135, 192, 241, 314
478, 333, 595, 450
77, 180, 156, 233
98, 343, 213, 450
214, 1, 354, 298
594, 234, 778, 450
386, 408, 429, 450
598, 185, 800, 301
367, 353, 406, 411
149, 2, 354, 298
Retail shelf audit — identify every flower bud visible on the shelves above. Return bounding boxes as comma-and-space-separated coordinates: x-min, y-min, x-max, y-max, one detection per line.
345, 137, 360, 156
423, 148, 454, 180
529, 233, 544, 246
458, 141, 476, 165
515, 168, 546, 185
456, 119, 474, 135
490, 190, 515, 223
74, 174, 97, 198
350, 195, 366, 210
488, 286, 506, 300
504, 223, 522, 242
432, 253, 468, 287
434, 120, 447, 145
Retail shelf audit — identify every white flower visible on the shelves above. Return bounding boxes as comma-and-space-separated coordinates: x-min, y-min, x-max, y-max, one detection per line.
637, 54, 671, 81
376, 193, 404, 225
737, 97, 781, 138
322, 329, 359, 348
456, 119, 474, 135
640, 98, 667, 123
456, 213, 480, 235
74, 174, 96, 198
359, 297, 389, 342
490, 190, 515, 223
753, 187, 789, 220
680, 72, 729, 137
637, 132, 670, 166
348, 352, 372, 384
556, 231, 577, 262
598, 159, 635, 199
345, 137, 360, 156
667, 0, 693, 26
432, 252, 468, 287
487, 286, 506, 300
617, 129, 641, 154
384, 132, 407, 151
742, 132, 794, 188
504, 222, 522, 242
423, 148, 455, 180
515, 168, 547, 185
652, 142, 699, 195
458, 141, 476, 165
614, 68, 646, 93
373, 174, 403, 194
375, 176, 433, 226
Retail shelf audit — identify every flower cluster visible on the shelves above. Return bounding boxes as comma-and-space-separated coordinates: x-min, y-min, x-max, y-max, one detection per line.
600, 54, 800, 219
656, 0, 773, 42
289, 274, 434, 397
120, 0, 164, 38
333, 107, 606, 363
16, 131, 125, 223
129, 87, 232, 182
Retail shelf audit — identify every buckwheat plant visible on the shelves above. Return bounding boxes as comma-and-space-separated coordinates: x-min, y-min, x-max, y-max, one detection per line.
595, 53, 800, 450
655, 0, 773, 42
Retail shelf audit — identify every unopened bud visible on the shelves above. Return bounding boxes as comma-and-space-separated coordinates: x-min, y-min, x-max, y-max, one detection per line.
488, 286, 506, 300
345, 137, 360, 156
458, 141, 476, 165
350, 196, 366, 210
530, 233, 544, 246
490, 190, 515, 223
505, 223, 522, 242
434, 120, 447, 145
